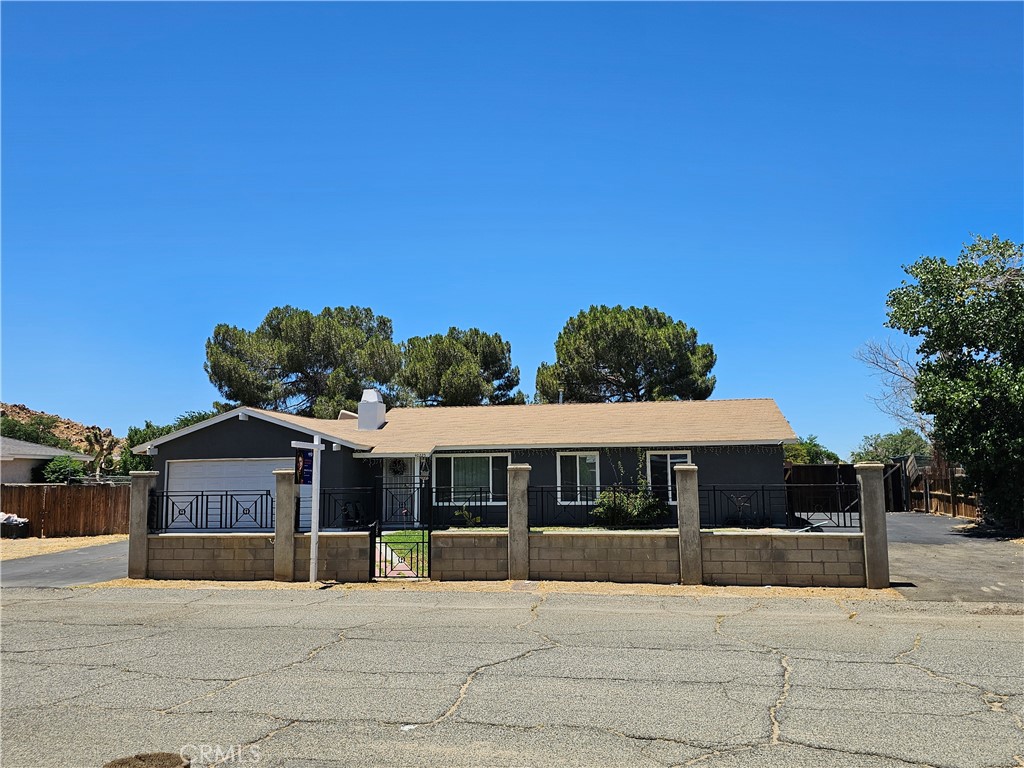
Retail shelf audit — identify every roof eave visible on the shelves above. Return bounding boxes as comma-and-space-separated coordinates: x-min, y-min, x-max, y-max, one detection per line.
131, 407, 373, 455
353, 438, 796, 457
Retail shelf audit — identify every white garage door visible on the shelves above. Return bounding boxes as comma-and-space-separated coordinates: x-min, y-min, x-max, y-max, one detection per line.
165, 458, 293, 530
167, 458, 290, 493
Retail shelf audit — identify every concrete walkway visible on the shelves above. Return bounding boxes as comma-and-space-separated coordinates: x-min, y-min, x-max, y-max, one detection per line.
887, 512, 1023, 602
374, 542, 418, 578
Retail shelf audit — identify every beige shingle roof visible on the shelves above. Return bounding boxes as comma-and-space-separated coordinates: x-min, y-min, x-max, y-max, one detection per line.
252, 399, 796, 455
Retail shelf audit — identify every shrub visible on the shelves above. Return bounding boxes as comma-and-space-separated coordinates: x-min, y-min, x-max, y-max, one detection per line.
40, 455, 87, 483
591, 479, 668, 528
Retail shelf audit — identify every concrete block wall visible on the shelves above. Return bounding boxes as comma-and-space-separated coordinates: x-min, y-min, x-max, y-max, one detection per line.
701, 531, 866, 587
294, 533, 371, 582
432, 531, 509, 580
145, 532, 369, 582
146, 534, 275, 580
529, 531, 681, 584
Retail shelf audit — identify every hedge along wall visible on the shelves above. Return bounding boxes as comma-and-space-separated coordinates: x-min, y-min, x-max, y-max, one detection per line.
146, 532, 371, 582
701, 531, 866, 587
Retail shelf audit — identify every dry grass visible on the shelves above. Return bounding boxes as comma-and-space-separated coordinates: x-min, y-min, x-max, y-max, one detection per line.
88, 577, 320, 590
0, 534, 128, 562
84, 575, 902, 601
952, 521, 1024, 545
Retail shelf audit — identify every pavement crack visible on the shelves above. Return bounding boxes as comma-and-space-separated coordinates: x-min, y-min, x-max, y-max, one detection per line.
769, 654, 792, 745
781, 737, 941, 767
427, 644, 557, 726
895, 633, 1024, 732
210, 717, 300, 766
681, 745, 757, 766
161, 626, 362, 714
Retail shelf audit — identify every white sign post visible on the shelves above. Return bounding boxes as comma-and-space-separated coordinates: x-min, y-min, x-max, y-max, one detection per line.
291, 435, 324, 583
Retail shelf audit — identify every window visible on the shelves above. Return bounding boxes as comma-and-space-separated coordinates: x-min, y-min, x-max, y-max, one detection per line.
433, 454, 509, 504
647, 451, 691, 504
557, 452, 599, 504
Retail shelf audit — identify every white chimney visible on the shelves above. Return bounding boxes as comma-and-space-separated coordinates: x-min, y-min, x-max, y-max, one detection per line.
357, 389, 386, 430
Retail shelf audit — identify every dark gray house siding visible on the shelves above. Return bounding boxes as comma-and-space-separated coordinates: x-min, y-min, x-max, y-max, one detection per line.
152, 417, 370, 491
508, 446, 783, 488
149, 415, 787, 528
428, 445, 786, 527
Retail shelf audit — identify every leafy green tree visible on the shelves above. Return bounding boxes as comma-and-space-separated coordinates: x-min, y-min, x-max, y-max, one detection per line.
535, 305, 716, 403
205, 306, 402, 417
850, 429, 931, 463
784, 435, 841, 464
1, 415, 75, 450
40, 455, 87, 483
886, 234, 1023, 527
117, 410, 217, 474
400, 327, 525, 406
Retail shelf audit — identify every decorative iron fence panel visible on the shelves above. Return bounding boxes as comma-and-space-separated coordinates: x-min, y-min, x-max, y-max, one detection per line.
431, 486, 498, 527
149, 490, 275, 532
698, 484, 861, 530
317, 487, 377, 530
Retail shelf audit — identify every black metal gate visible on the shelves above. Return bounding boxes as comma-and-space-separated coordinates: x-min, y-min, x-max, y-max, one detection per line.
317, 479, 432, 579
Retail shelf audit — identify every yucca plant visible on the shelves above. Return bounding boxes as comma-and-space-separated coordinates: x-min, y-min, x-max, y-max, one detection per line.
84, 427, 119, 480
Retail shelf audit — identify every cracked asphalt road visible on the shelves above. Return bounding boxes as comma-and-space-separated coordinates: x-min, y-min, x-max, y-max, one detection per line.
2, 586, 1022, 768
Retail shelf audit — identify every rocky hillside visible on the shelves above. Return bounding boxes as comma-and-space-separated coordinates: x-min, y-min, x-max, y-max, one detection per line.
0, 403, 123, 453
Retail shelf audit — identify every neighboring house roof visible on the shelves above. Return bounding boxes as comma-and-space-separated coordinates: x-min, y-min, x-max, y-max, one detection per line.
0, 436, 92, 463
133, 399, 798, 457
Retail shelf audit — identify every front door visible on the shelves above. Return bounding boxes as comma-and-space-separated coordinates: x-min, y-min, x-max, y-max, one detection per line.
381, 457, 419, 528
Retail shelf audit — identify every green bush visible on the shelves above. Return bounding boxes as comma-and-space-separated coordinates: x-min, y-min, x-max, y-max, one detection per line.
40, 455, 87, 483
591, 479, 668, 528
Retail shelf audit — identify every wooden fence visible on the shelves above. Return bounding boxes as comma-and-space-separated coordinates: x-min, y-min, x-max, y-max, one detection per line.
785, 463, 906, 513
910, 476, 980, 520
1, 484, 130, 537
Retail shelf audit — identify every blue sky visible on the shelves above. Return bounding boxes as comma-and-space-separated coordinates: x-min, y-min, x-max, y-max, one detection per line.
2, 2, 1021, 458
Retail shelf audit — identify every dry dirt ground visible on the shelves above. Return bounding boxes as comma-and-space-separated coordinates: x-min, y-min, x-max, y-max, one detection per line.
88, 575, 905, 602
0, 535, 128, 562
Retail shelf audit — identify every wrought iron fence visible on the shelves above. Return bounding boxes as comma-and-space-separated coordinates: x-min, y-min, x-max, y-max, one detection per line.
785, 483, 861, 529
698, 484, 861, 530
528, 485, 674, 528
432, 486, 497, 527
149, 490, 275, 532
310, 483, 497, 530
318, 487, 377, 529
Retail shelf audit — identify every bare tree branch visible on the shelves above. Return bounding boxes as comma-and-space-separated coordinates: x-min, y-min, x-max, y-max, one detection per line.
855, 339, 933, 438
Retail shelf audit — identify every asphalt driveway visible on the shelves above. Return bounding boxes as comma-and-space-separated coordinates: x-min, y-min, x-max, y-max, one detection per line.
886, 512, 1023, 602
0, 541, 128, 588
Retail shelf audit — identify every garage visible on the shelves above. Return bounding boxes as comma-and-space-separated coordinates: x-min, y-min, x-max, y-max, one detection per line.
164, 458, 293, 530
166, 458, 291, 494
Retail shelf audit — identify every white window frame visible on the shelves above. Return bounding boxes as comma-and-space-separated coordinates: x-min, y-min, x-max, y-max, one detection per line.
646, 451, 692, 505
432, 453, 512, 506
556, 451, 601, 505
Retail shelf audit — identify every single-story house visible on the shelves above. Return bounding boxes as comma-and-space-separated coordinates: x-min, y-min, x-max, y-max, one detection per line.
134, 391, 798, 530
0, 437, 93, 484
